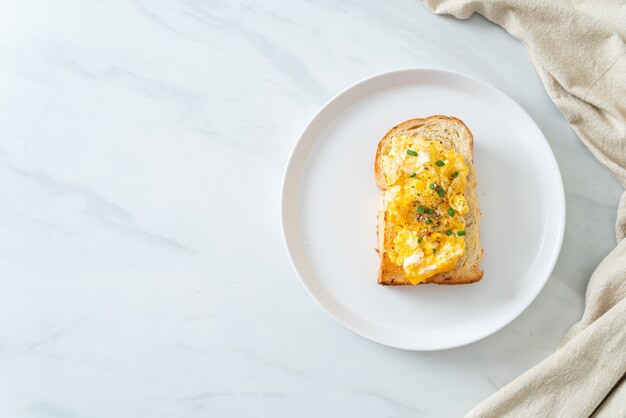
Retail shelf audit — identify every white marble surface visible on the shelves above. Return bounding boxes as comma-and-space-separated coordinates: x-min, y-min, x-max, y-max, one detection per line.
0, 1, 622, 417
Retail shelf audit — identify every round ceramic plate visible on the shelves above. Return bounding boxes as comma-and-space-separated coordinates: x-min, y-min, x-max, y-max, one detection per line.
281, 68, 565, 351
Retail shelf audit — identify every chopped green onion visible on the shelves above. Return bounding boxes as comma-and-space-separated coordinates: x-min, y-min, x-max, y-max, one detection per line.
426, 208, 435, 214
429, 183, 436, 190
409, 172, 416, 178
435, 160, 445, 167
448, 207, 455, 217
432, 248, 436, 254
407, 149, 418, 156
417, 205, 425, 213
446, 230, 452, 236
425, 219, 432, 225
437, 187, 445, 197
418, 236, 423, 244
457, 230, 466, 236
452, 171, 459, 178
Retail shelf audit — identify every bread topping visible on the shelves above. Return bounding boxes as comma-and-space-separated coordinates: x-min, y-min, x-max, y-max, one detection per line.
380, 136, 469, 284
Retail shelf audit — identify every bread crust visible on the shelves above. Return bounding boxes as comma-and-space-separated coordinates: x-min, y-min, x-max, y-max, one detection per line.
375, 115, 483, 285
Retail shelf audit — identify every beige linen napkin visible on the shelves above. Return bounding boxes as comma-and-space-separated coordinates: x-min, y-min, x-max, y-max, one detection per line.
422, 0, 626, 416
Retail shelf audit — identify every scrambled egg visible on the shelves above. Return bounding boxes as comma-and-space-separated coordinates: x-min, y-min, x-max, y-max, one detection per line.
381, 136, 469, 284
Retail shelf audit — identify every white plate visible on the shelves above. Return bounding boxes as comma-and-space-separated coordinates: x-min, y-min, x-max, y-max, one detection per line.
281, 68, 565, 351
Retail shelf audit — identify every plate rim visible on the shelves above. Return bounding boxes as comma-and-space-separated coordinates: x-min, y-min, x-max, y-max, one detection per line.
280, 67, 566, 351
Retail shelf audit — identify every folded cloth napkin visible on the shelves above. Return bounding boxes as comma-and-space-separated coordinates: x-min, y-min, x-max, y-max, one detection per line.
422, 0, 626, 416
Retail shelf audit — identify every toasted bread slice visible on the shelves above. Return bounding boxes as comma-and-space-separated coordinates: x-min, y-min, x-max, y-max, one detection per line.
375, 115, 483, 285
